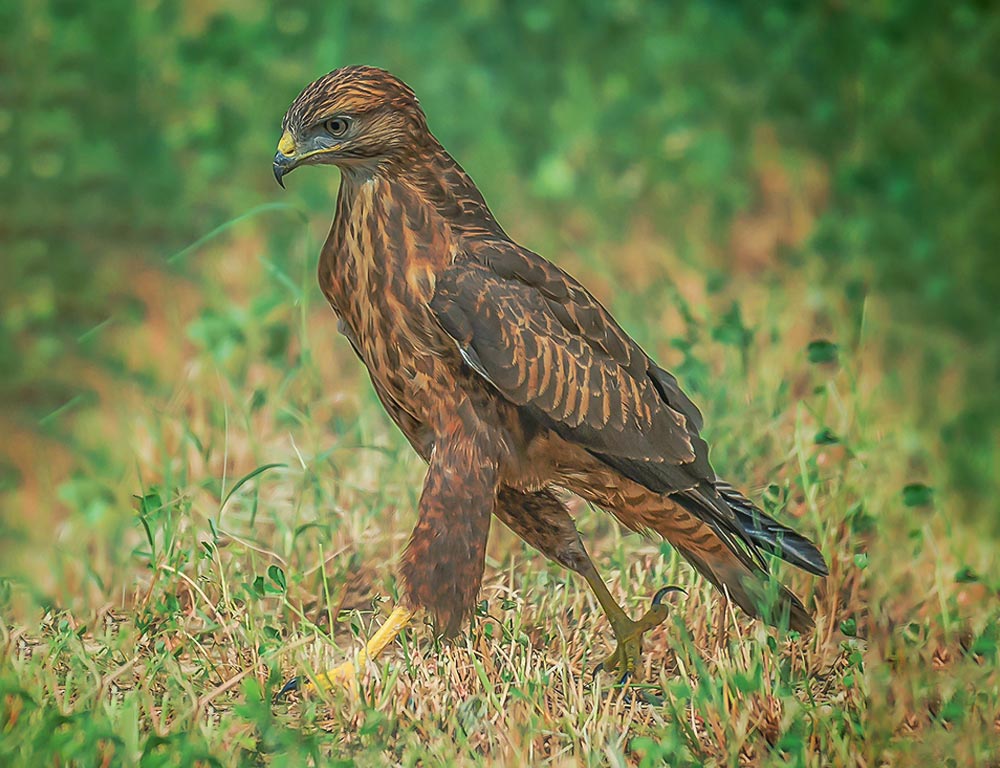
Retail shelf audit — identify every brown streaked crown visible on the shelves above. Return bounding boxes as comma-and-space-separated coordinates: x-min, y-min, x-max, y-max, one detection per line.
281, 65, 426, 134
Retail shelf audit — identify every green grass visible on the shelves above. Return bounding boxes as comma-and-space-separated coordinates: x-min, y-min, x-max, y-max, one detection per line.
1, 205, 997, 766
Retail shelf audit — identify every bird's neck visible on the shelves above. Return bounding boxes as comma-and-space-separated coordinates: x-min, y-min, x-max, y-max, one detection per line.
319, 166, 448, 321
337, 138, 506, 239
400, 140, 507, 239
320, 141, 509, 328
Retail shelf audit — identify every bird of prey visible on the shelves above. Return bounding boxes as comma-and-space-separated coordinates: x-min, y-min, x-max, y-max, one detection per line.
272, 66, 827, 692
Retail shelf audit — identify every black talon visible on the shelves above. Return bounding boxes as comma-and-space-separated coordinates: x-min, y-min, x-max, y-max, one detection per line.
652, 585, 687, 607
594, 588, 685, 688
273, 676, 301, 703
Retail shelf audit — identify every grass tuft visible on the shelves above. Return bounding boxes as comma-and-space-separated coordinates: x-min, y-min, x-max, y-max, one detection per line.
1, 216, 997, 766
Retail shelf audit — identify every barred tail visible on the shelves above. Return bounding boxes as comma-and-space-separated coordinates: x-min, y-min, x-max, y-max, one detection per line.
654, 483, 825, 633
673, 540, 815, 632
715, 481, 828, 577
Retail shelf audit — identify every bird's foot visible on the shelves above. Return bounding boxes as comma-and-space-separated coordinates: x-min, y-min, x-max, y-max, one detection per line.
273, 660, 359, 703
594, 586, 685, 683
273, 605, 414, 704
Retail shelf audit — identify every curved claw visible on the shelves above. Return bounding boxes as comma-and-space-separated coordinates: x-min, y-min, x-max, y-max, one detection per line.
593, 586, 687, 686
652, 585, 687, 607
273, 676, 301, 703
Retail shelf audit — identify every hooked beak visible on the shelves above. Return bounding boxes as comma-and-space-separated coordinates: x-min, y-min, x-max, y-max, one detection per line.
273, 130, 298, 188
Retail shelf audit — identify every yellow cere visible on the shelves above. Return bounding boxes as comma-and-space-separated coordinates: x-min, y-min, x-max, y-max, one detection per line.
277, 131, 296, 157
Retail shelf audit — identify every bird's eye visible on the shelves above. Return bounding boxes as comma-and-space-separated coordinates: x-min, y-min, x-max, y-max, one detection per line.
325, 117, 350, 137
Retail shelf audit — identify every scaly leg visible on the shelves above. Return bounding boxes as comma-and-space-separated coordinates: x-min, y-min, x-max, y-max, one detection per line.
494, 488, 681, 683
588, 582, 683, 681
276, 606, 414, 700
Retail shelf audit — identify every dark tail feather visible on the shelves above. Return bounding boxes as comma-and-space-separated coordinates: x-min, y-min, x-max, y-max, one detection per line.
666, 484, 823, 633
716, 482, 829, 577
674, 542, 815, 633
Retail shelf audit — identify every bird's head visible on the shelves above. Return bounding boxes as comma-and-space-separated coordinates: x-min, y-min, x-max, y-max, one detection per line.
273, 65, 429, 187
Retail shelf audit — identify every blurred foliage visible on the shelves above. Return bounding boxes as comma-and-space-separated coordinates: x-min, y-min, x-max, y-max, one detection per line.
1, 5, 999, 763
2, 0, 998, 504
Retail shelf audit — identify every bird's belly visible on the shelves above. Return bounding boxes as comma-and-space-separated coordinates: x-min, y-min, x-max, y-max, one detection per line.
341, 306, 460, 428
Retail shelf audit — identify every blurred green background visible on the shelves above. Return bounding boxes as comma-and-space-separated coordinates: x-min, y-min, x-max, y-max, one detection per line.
1, 3, 999, 763
2, 0, 998, 514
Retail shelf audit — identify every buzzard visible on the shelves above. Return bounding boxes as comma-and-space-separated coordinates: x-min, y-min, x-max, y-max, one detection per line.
272, 66, 827, 693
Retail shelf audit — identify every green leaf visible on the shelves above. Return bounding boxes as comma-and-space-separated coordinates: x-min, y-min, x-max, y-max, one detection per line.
840, 617, 857, 636
249, 389, 267, 412
711, 302, 753, 349
970, 627, 998, 658
221, 463, 287, 511
939, 694, 966, 724
814, 427, 839, 445
807, 339, 839, 364
732, 665, 762, 693
954, 566, 979, 583
359, 710, 387, 737
251, 576, 266, 598
267, 565, 286, 591
135, 492, 162, 517
846, 503, 876, 535
902, 483, 933, 507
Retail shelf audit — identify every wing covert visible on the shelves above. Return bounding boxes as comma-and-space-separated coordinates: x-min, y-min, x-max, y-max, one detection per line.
430, 248, 714, 490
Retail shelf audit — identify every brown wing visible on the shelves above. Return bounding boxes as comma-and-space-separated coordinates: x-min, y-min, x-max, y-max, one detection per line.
430, 243, 713, 494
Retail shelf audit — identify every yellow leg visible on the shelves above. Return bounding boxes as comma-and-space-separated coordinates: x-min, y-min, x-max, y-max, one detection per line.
278, 606, 414, 700
317, 605, 415, 692
579, 561, 683, 682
